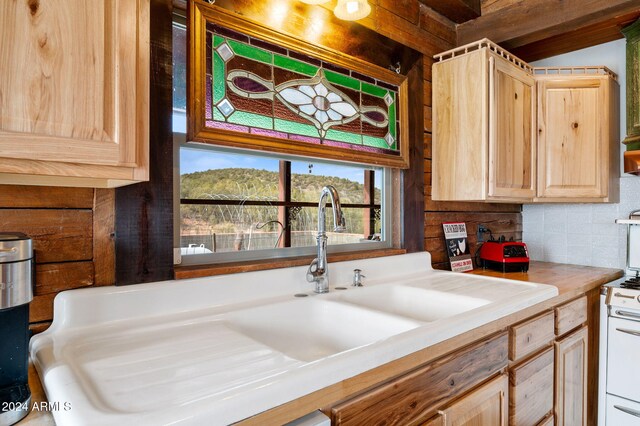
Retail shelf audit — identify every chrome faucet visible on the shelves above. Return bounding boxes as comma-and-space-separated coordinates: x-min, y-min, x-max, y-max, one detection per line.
306, 185, 346, 293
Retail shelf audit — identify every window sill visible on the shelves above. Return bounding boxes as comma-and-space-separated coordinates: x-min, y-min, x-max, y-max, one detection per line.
174, 248, 407, 280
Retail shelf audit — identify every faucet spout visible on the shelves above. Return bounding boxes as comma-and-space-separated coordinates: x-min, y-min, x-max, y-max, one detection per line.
306, 185, 346, 293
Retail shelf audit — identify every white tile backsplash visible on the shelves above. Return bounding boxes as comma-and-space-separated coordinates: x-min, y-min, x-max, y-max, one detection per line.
523, 177, 640, 269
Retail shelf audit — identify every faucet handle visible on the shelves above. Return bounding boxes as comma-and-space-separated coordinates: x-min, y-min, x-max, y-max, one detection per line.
307, 258, 319, 282
352, 269, 365, 287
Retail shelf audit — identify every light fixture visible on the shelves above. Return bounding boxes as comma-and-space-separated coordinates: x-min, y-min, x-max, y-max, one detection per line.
333, 0, 371, 21
300, 0, 330, 4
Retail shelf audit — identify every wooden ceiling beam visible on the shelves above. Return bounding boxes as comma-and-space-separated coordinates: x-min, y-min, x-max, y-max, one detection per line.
418, 0, 480, 24
457, 0, 640, 49
511, 10, 640, 62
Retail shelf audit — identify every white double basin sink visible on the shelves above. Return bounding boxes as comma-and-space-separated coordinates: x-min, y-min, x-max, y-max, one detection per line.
30, 252, 558, 425
226, 284, 489, 362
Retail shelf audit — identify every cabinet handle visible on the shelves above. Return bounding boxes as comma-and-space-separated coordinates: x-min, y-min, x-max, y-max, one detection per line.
614, 405, 640, 418
615, 328, 640, 337
616, 310, 640, 320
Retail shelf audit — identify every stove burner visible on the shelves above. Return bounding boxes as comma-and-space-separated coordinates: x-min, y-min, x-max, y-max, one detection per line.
621, 277, 640, 289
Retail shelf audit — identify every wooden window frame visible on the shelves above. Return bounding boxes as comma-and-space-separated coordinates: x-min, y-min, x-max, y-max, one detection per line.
188, 2, 410, 169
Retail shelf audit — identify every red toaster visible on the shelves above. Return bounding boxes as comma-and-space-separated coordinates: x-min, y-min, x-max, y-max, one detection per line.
479, 240, 529, 273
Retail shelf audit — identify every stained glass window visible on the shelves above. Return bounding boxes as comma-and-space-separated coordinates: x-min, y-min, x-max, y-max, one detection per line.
203, 22, 401, 157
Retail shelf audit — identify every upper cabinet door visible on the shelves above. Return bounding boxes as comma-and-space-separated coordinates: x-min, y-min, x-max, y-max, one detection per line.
537, 77, 614, 200
0, 0, 149, 187
488, 54, 536, 199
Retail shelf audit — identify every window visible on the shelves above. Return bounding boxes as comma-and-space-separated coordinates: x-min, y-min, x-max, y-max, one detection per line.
173, 18, 395, 266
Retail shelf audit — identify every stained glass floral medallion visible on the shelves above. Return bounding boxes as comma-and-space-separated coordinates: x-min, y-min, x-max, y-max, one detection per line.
203, 22, 401, 156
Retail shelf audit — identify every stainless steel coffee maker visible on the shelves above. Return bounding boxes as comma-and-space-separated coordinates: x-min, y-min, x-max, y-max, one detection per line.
0, 233, 34, 425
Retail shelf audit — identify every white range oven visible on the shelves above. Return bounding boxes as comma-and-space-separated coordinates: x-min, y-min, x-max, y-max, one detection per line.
600, 283, 640, 424
599, 210, 640, 425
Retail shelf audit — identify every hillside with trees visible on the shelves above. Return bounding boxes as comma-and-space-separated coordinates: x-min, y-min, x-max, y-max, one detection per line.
180, 168, 381, 244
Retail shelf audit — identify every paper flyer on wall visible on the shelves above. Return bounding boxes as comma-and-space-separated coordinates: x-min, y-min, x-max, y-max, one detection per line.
442, 222, 473, 272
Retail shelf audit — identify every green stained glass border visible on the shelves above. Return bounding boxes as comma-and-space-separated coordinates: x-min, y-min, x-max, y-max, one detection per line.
205, 22, 401, 157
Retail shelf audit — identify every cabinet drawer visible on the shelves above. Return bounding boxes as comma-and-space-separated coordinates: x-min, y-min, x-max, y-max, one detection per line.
509, 347, 554, 426
331, 332, 508, 426
555, 296, 587, 336
509, 311, 554, 362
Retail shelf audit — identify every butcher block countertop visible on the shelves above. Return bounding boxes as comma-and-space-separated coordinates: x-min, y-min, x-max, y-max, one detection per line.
472, 260, 623, 301
19, 261, 623, 426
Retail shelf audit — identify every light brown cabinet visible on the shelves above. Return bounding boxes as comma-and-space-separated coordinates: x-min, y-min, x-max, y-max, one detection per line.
555, 326, 588, 426
536, 74, 619, 202
330, 333, 508, 426
432, 41, 536, 202
432, 40, 619, 203
509, 347, 554, 426
0, 0, 149, 188
439, 374, 509, 426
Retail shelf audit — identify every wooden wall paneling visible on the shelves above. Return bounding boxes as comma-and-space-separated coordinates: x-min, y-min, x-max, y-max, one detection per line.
0, 186, 94, 208
115, 0, 174, 286
457, 0, 640, 51
30, 294, 56, 324
417, 0, 481, 24
93, 189, 116, 286
425, 212, 522, 269
35, 262, 94, 295
404, 59, 425, 253
0, 209, 93, 263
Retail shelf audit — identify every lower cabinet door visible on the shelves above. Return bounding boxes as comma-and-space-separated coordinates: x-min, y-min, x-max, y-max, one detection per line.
440, 374, 508, 426
555, 326, 588, 426
510, 347, 554, 426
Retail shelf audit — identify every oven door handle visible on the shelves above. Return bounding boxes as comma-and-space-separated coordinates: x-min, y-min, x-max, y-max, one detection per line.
616, 327, 640, 337
614, 405, 640, 418
615, 309, 640, 320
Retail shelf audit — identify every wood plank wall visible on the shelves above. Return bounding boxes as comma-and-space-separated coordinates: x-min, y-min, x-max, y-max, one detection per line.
0, 186, 115, 332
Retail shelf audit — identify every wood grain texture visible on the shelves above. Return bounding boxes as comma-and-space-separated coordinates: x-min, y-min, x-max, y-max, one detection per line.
0, 209, 92, 263
440, 374, 508, 426
555, 326, 588, 426
585, 287, 601, 426
509, 311, 554, 362
403, 59, 425, 253
0, 185, 93, 208
175, 249, 406, 279
509, 348, 554, 426
0, 0, 149, 185
418, 0, 480, 24
536, 76, 612, 201
458, 0, 640, 49
330, 332, 508, 426
115, 0, 175, 285
555, 296, 587, 337
432, 49, 488, 202
30, 293, 56, 323
538, 415, 554, 426
488, 54, 536, 200
93, 189, 115, 286
35, 262, 94, 295
511, 11, 640, 62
